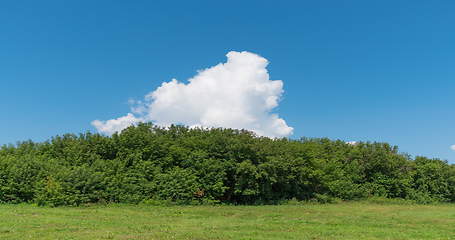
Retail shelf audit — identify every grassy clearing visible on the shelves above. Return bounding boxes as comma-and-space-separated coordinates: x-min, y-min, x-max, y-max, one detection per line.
0, 202, 454, 240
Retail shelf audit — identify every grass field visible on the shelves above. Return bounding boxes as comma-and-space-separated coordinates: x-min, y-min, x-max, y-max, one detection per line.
0, 202, 454, 240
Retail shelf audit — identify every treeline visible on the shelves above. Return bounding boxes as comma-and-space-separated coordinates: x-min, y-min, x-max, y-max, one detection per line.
0, 123, 454, 206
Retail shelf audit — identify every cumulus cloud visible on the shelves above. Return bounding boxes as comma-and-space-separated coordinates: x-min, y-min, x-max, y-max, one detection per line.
92, 113, 143, 135
451, 145, 455, 151
92, 51, 293, 137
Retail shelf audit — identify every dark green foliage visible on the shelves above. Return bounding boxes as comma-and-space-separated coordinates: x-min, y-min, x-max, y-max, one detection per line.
0, 123, 453, 206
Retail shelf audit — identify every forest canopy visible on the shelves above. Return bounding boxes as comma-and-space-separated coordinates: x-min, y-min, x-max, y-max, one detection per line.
1, 123, 454, 206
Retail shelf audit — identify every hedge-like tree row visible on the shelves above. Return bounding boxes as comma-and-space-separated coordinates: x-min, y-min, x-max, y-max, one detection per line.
1, 123, 454, 206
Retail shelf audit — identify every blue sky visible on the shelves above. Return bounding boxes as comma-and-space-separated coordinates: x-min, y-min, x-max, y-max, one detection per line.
1, 1, 454, 162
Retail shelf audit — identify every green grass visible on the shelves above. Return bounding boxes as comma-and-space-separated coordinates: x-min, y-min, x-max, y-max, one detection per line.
0, 202, 454, 240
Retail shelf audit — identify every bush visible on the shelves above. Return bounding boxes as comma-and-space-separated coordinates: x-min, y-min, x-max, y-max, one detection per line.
0, 124, 453, 206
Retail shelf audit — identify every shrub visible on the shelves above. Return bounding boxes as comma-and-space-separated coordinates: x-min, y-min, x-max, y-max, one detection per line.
0, 124, 453, 206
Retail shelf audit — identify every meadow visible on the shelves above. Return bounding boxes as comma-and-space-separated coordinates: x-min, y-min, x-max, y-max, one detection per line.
0, 202, 454, 240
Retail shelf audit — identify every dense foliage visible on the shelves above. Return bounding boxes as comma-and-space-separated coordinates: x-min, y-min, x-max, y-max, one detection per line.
1, 123, 454, 206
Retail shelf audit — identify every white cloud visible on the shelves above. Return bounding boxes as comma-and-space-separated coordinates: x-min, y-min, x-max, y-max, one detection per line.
92, 51, 293, 137
91, 113, 143, 135
346, 141, 358, 146
451, 145, 455, 151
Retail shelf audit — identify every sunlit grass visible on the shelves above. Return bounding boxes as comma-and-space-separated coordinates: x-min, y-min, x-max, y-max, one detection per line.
0, 202, 454, 239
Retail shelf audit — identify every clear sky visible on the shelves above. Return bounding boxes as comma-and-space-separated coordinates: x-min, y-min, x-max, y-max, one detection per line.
1, 1, 454, 162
